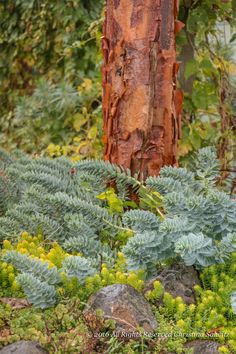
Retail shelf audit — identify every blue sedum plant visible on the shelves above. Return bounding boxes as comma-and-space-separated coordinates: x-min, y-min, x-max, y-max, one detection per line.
1, 250, 98, 309
0, 146, 236, 282
2, 251, 60, 285
123, 147, 236, 273
61, 255, 97, 283
16, 273, 57, 309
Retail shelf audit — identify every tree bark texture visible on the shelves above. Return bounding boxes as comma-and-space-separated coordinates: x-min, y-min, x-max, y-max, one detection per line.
102, 0, 183, 178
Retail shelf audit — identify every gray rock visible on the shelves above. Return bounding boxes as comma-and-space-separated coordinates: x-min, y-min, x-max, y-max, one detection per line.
144, 263, 200, 304
84, 284, 158, 333
0, 341, 48, 354
184, 340, 221, 354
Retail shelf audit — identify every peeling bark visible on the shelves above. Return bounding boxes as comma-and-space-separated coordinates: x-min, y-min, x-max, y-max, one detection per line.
102, 0, 183, 178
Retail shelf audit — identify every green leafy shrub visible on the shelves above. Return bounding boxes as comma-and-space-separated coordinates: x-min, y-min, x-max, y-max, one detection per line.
0, 299, 99, 352
11, 78, 103, 157
123, 147, 236, 273
178, 0, 236, 174
0, 0, 104, 153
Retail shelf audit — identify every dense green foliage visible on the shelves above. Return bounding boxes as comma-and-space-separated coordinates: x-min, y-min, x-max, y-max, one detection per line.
13, 79, 103, 156
178, 0, 234, 111
0, 0, 103, 154
0, 299, 102, 353
178, 0, 236, 180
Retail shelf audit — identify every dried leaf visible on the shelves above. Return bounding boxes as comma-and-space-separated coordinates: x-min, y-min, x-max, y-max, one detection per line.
0, 297, 30, 310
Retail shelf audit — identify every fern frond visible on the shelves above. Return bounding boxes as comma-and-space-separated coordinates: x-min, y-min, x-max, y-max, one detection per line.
159, 217, 197, 241
4, 208, 64, 241
21, 172, 67, 193
63, 214, 97, 239
51, 192, 121, 232
0, 217, 23, 241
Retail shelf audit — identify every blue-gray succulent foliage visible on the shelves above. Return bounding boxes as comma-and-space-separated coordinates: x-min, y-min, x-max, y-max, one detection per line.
1, 146, 236, 306
123, 147, 236, 273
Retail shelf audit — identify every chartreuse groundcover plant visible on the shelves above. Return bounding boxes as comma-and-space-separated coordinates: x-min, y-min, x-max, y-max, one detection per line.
0, 232, 145, 307
0, 237, 235, 353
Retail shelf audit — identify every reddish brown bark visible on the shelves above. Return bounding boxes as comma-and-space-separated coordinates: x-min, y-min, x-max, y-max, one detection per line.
102, 0, 183, 178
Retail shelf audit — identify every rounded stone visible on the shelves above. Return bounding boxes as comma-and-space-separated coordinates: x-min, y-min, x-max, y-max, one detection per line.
144, 263, 201, 305
0, 341, 48, 354
84, 284, 158, 333
184, 340, 221, 354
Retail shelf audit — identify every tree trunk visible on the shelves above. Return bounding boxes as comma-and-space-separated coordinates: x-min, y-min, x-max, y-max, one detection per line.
178, 30, 195, 95
178, 0, 195, 96
102, 0, 183, 178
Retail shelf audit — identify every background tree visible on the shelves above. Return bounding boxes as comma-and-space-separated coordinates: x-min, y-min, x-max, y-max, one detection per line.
177, 0, 236, 189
